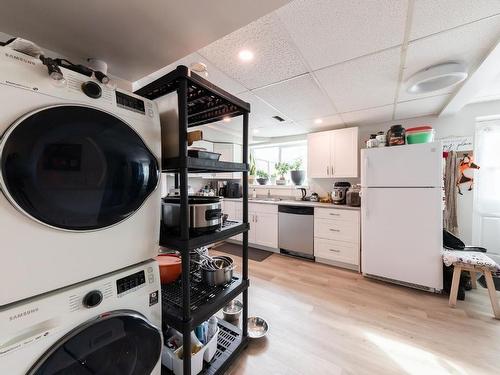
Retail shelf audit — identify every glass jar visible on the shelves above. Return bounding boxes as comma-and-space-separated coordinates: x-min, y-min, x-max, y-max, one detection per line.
346, 184, 361, 207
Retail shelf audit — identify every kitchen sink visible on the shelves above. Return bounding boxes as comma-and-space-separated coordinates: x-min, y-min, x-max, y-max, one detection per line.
249, 197, 282, 202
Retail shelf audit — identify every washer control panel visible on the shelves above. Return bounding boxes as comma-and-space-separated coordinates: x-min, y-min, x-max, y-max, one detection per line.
116, 270, 146, 296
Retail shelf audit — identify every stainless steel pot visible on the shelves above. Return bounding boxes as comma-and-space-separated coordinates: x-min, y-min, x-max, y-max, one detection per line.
162, 196, 222, 233
200, 256, 235, 286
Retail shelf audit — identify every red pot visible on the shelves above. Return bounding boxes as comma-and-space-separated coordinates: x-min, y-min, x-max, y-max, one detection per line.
156, 254, 182, 284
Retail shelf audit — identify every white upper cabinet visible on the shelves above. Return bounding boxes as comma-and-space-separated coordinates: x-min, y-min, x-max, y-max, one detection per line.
307, 131, 332, 178
307, 127, 358, 178
332, 127, 358, 178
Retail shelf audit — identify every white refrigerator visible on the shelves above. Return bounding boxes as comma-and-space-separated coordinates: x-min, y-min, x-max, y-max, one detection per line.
361, 142, 443, 291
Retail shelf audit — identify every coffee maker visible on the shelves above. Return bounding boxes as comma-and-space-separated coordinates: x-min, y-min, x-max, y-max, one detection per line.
225, 182, 242, 198
332, 181, 351, 205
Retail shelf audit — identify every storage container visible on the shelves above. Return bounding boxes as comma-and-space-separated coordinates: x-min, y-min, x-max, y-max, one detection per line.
406, 126, 435, 144
162, 327, 219, 375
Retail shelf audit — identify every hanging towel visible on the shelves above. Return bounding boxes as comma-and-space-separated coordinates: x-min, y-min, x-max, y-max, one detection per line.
444, 151, 459, 234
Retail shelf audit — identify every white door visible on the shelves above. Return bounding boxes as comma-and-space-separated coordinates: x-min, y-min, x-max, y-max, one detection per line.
307, 131, 331, 178
473, 120, 500, 252
361, 142, 443, 187
332, 127, 358, 178
254, 212, 278, 248
361, 187, 443, 290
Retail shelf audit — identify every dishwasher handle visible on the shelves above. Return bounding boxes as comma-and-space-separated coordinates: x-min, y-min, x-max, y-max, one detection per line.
278, 205, 314, 215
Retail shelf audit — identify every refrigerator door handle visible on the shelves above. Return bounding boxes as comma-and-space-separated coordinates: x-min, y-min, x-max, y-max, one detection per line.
363, 189, 368, 219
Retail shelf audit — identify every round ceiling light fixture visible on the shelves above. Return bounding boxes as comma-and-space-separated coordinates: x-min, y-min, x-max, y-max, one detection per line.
189, 62, 208, 77
238, 49, 254, 62
405, 62, 468, 94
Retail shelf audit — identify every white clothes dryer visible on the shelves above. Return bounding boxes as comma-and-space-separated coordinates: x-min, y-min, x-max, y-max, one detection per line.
0, 46, 162, 306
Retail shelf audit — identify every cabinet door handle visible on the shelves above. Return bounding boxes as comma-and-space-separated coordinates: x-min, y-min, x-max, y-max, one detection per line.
255, 215, 258, 223
329, 248, 341, 253
329, 213, 340, 216
326, 166, 329, 176
329, 228, 340, 232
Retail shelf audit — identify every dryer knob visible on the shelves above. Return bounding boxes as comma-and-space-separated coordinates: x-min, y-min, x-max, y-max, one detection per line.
81, 81, 102, 99
83, 290, 103, 308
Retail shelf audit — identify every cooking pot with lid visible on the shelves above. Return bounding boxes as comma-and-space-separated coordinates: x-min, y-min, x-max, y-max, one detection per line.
162, 196, 222, 234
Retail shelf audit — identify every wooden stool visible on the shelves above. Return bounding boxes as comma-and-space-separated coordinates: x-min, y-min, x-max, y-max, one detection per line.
449, 263, 500, 319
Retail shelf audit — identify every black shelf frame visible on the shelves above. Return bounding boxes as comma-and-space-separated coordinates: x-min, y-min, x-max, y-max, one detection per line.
161, 274, 249, 332
160, 223, 249, 250
162, 157, 247, 174
135, 66, 250, 375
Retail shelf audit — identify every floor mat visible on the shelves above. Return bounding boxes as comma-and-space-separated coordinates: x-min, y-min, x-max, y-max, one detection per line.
214, 242, 273, 262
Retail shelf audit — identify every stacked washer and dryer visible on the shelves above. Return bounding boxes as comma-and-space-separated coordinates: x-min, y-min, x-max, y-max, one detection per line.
0, 45, 164, 374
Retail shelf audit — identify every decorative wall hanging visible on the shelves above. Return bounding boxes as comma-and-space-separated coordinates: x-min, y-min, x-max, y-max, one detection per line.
457, 153, 480, 195
440, 136, 473, 152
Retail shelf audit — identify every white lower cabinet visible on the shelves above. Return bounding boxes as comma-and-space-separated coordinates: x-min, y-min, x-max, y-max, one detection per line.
314, 208, 360, 270
249, 211, 278, 248
223, 201, 278, 249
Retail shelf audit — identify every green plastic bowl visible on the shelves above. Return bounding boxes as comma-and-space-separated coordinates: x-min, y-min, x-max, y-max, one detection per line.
406, 130, 435, 144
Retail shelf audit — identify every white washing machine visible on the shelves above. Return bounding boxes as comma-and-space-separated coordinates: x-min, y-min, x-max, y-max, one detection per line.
0, 46, 162, 307
0, 259, 162, 374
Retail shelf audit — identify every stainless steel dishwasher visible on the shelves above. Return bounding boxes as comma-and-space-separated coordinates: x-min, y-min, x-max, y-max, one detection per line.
278, 205, 314, 260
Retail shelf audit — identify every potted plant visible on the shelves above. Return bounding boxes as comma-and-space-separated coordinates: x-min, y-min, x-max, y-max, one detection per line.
256, 170, 269, 185
290, 158, 305, 186
274, 162, 289, 185
248, 153, 257, 185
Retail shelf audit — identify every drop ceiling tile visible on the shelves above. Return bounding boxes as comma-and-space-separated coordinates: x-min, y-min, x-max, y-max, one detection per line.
315, 48, 401, 113
296, 114, 344, 132
133, 52, 246, 95
198, 13, 308, 89
236, 91, 291, 129
252, 122, 309, 138
410, 0, 500, 41
400, 16, 500, 102
277, 0, 407, 70
253, 74, 337, 121
395, 95, 450, 120
341, 105, 394, 126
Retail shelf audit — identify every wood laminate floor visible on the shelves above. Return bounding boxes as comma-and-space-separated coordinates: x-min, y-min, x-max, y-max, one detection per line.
212, 250, 500, 375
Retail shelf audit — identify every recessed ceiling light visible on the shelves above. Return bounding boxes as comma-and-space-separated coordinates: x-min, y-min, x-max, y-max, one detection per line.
238, 49, 254, 62
314, 118, 323, 124
222, 116, 231, 122
406, 62, 468, 94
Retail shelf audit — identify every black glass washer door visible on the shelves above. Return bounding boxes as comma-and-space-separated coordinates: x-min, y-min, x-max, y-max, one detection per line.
0, 105, 159, 231
27, 311, 162, 375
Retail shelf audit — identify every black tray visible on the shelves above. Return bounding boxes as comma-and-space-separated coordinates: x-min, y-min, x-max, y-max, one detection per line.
188, 149, 221, 160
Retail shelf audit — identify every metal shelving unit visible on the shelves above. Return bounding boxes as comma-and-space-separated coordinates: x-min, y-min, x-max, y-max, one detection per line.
135, 65, 250, 375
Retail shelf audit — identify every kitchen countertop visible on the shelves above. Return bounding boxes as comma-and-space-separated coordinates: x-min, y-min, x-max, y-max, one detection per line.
222, 197, 361, 210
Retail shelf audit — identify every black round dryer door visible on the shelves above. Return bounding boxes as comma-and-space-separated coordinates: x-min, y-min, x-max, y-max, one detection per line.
0, 105, 159, 231
28, 312, 162, 375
